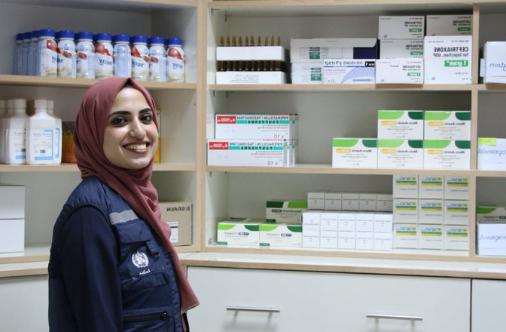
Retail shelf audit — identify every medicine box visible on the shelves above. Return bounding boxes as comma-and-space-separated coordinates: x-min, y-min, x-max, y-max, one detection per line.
338, 212, 356, 232
216, 71, 287, 84
324, 192, 342, 211
267, 200, 308, 223
478, 138, 506, 171
393, 175, 418, 199
423, 140, 471, 170
378, 16, 425, 40
320, 213, 338, 231
419, 176, 444, 199
342, 193, 360, 211
375, 58, 424, 84
217, 220, 260, 247
444, 225, 469, 250
376, 194, 393, 212
216, 46, 287, 61
418, 224, 444, 250
338, 231, 356, 250
0, 219, 24, 253
323, 59, 375, 84
215, 114, 297, 141
379, 40, 424, 59
424, 36, 472, 84
374, 232, 393, 251
308, 192, 326, 210
377, 110, 424, 140
444, 200, 469, 225
477, 222, 506, 256
374, 213, 393, 233
160, 201, 192, 246
356, 213, 375, 232
290, 38, 378, 62
377, 140, 424, 169
320, 230, 338, 249
424, 111, 471, 140
332, 138, 378, 169
359, 194, 377, 212
393, 224, 418, 249
393, 199, 418, 224
477, 206, 506, 223
356, 232, 374, 250
483, 42, 506, 84
303, 212, 320, 249
259, 223, 302, 248
291, 62, 323, 84
418, 199, 444, 224
0, 184, 25, 219
207, 139, 288, 167
444, 176, 469, 200
426, 15, 473, 36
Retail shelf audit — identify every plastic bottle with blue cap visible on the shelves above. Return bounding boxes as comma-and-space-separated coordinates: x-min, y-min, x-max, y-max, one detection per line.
22, 32, 32, 76
95, 33, 114, 79
5, 99, 28, 165
113, 34, 131, 78
37, 29, 57, 77
57, 30, 76, 78
28, 31, 40, 76
26, 99, 55, 165
14, 34, 24, 75
167, 37, 185, 82
76, 31, 95, 79
131, 35, 149, 81
149, 36, 167, 82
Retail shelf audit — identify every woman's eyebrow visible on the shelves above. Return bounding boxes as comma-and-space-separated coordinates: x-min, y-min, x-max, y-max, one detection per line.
139, 108, 153, 114
108, 110, 130, 118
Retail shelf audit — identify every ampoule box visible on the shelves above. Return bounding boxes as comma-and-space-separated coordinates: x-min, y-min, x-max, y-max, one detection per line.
477, 222, 506, 256
291, 62, 323, 84
338, 212, 357, 232
419, 176, 444, 199
424, 36, 472, 84
356, 232, 374, 250
290, 38, 378, 62
418, 224, 444, 250
356, 213, 375, 232
207, 140, 288, 167
377, 140, 424, 169
267, 200, 308, 223
0, 219, 24, 253
393, 198, 418, 224
332, 138, 377, 169
320, 213, 338, 231
377, 110, 424, 140
376, 194, 393, 212
324, 192, 342, 211
423, 140, 471, 170
483, 42, 506, 84
217, 220, 260, 247
393, 175, 418, 199
444, 176, 469, 200
378, 16, 425, 40
375, 59, 424, 84
215, 114, 296, 140
379, 40, 424, 59
374, 232, 393, 251
302, 212, 320, 248
308, 192, 326, 210
477, 206, 506, 223
216, 46, 287, 61
444, 225, 469, 250
426, 15, 473, 36
444, 200, 469, 226
418, 199, 444, 224
477, 138, 506, 171
259, 223, 302, 248
393, 224, 418, 249
320, 230, 338, 249
338, 231, 356, 250
302, 230, 320, 249
359, 194, 377, 211
374, 213, 394, 233
342, 193, 360, 211
216, 71, 287, 84
424, 111, 471, 140
323, 59, 375, 84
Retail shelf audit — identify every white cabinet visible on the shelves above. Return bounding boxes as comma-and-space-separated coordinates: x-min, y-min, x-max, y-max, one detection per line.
187, 266, 470, 332
472, 279, 506, 332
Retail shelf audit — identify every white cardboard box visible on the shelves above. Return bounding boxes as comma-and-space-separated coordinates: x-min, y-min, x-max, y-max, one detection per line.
379, 16, 425, 40
0, 219, 24, 253
477, 222, 506, 256
217, 46, 287, 61
374, 232, 393, 251
419, 176, 444, 199
320, 213, 339, 231
259, 223, 302, 248
444, 200, 469, 226
393, 224, 418, 249
217, 220, 260, 247
356, 232, 374, 250
418, 199, 444, 224
376, 194, 393, 212
338, 231, 356, 250
483, 42, 506, 84
378, 110, 424, 140
320, 230, 338, 249
207, 140, 288, 167
418, 224, 444, 250
324, 193, 342, 211
359, 194, 377, 211
332, 138, 377, 169
444, 176, 469, 200
424, 111, 471, 140
444, 225, 469, 250
393, 175, 418, 199
377, 140, 424, 169
216, 71, 287, 84
291, 62, 323, 84
215, 114, 296, 141
0, 184, 25, 219
302, 230, 320, 249
478, 138, 506, 171
323, 59, 375, 84
356, 213, 375, 232
338, 212, 356, 231
302, 211, 321, 231
308, 192, 326, 210
379, 39, 424, 59
426, 15, 472, 36
374, 213, 393, 233
477, 206, 506, 223
290, 38, 378, 62
342, 194, 360, 211
160, 201, 192, 246
423, 140, 471, 170
375, 59, 424, 84
393, 199, 418, 224
424, 36, 472, 84
268, 200, 308, 223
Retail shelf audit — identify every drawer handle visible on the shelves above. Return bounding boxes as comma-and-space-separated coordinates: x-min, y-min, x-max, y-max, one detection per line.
226, 306, 281, 313
366, 314, 423, 321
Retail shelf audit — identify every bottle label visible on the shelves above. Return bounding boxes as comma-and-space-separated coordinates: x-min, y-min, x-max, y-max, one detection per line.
131, 46, 149, 80
167, 46, 185, 82
58, 50, 76, 78
149, 55, 166, 82
30, 129, 53, 160
77, 52, 95, 79
95, 42, 114, 79
39, 40, 58, 77
7, 128, 26, 161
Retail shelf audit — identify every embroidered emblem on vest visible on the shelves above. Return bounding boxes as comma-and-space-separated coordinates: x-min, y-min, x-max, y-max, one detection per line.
132, 251, 149, 268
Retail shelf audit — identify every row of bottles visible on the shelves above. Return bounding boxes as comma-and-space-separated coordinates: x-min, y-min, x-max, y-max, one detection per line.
219, 35, 281, 47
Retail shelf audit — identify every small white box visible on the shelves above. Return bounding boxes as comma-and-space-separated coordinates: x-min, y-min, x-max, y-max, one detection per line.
376, 194, 393, 212
356, 213, 375, 232
217, 220, 260, 247
423, 140, 471, 170
477, 206, 506, 223
424, 36, 472, 84
418, 224, 444, 250
356, 232, 374, 250
444, 225, 469, 250
393, 224, 419, 249
377, 140, 424, 169
419, 176, 444, 199
393, 199, 418, 224
215, 114, 296, 141
424, 111, 471, 140
378, 110, 424, 140
483, 42, 506, 84
332, 138, 377, 169
379, 16, 425, 40
393, 175, 419, 199
208, 140, 288, 167
291, 62, 323, 84
303, 230, 320, 249
444, 176, 469, 200
426, 15, 473, 36
444, 200, 469, 226
374, 213, 394, 233
379, 40, 424, 59
418, 199, 444, 224
324, 192, 342, 211
338, 231, 356, 250
0, 184, 25, 219
323, 59, 375, 84
259, 223, 302, 248
216, 46, 287, 61
160, 201, 192, 246
375, 59, 424, 84
338, 212, 356, 231
478, 138, 506, 171
267, 200, 308, 223
308, 192, 326, 210
359, 194, 377, 211
342, 194, 360, 211
290, 38, 378, 62
477, 223, 506, 256
0, 219, 24, 253
302, 211, 321, 231
374, 232, 393, 251
216, 71, 287, 84
320, 230, 338, 249
320, 213, 339, 231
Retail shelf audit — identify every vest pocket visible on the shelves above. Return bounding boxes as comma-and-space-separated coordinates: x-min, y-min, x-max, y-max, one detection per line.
123, 309, 174, 332
122, 271, 169, 291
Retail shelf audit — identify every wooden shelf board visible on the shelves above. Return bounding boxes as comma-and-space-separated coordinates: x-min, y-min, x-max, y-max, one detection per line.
0, 245, 50, 264
0, 261, 48, 279
1, 0, 197, 12
153, 163, 197, 171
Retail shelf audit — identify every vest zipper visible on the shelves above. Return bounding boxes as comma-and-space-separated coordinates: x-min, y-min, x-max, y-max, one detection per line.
123, 311, 169, 324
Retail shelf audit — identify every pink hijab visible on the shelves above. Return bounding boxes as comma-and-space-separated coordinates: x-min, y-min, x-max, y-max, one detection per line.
74, 77, 198, 317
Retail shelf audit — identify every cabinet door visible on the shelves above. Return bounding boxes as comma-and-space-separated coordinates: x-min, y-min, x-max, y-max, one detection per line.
472, 279, 506, 332
187, 267, 470, 332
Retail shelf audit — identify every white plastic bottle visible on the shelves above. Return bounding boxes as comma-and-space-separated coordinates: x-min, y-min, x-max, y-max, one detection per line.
0, 100, 14, 163
47, 100, 62, 164
26, 99, 55, 165
37, 29, 58, 77
5, 99, 27, 165
167, 37, 185, 82
22, 32, 32, 76
131, 35, 149, 81
94, 33, 114, 79
76, 31, 95, 79
57, 30, 76, 78
113, 34, 131, 78
149, 36, 167, 82
14, 33, 24, 75
28, 30, 39, 76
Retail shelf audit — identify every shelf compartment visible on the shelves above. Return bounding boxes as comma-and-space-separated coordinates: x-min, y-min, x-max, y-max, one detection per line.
209, 84, 476, 92
0, 163, 196, 172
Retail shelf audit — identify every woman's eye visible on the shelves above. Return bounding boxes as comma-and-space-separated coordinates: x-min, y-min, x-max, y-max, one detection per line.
111, 117, 127, 125
141, 114, 153, 123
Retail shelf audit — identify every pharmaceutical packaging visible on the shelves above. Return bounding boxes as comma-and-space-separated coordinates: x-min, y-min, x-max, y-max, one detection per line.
377, 140, 424, 169
267, 200, 308, 223
113, 34, 131, 78
215, 114, 297, 140
393, 199, 418, 224
444, 226, 469, 250
303, 212, 320, 248
424, 36, 472, 84
483, 42, 506, 83
376, 194, 393, 212
423, 140, 471, 170
374, 232, 393, 251
477, 138, 506, 171
338, 212, 356, 232
29, 31, 39, 76
149, 37, 167, 82
37, 29, 57, 77
331, 138, 377, 169
418, 224, 444, 250
217, 46, 287, 61
374, 213, 393, 233
393, 175, 418, 199
424, 111, 471, 140
378, 16, 425, 40
167, 38, 185, 82
217, 219, 260, 247
377, 110, 424, 140
379, 40, 424, 59
308, 192, 326, 210
359, 194, 377, 211
260, 223, 302, 248
26, 100, 55, 165
0, 219, 24, 253
216, 71, 287, 84
356, 213, 375, 232
393, 224, 418, 249
14, 33, 23, 75
419, 176, 444, 199
0, 184, 25, 253
338, 231, 356, 250
291, 62, 323, 84
324, 192, 342, 211
207, 140, 288, 167
323, 59, 375, 84
342, 193, 360, 211
444, 176, 469, 200
22, 32, 31, 76
5, 99, 28, 165
159, 201, 192, 246
95, 33, 114, 80
76, 31, 95, 79
290, 38, 378, 62
426, 15, 473, 36
444, 200, 469, 225
320, 230, 338, 249
477, 206, 506, 223
47, 101, 62, 165
356, 232, 374, 250
131, 35, 150, 81
320, 213, 338, 231
57, 30, 76, 78
477, 222, 506, 256
418, 199, 444, 224
375, 59, 424, 84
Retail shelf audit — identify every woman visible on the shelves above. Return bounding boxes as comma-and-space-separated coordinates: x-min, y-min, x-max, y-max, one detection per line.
48, 77, 198, 332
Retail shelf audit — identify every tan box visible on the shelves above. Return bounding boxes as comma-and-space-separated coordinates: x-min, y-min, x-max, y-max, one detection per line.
159, 201, 192, 246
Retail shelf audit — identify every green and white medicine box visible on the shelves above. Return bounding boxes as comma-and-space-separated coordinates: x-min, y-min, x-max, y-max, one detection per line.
477, 206, 506, 223
424, 111, 471, 140
418, 225, 444, 250
207, 139, 288, 167
426, 15, 472, 36
215, 114, 297, 141
419, 176, 444, 199
267, 200, 308, 223
290, 38, 378, 62
444, 176, 469, 200
423, 140, 471, 170
378, 16, 425, 40
217, 220, 260, 247
393, 198, 418, 224
444, 226, 469, 251
377, 110, 424, 140
379, 40, 424, 59
418, 199, 444, 224
393, 224, 418, 249
478, 138, 506, 171
424, 36, 472, 84
444, 200, 469, 226
377, 140, 424, 169
393, 175, 419, 199
291, 62, 323, 84
375, 59, 424, 84
332, 138, 377, 169
260, 223, 302, 248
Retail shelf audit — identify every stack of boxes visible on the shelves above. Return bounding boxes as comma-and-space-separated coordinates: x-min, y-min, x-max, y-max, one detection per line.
477, 138, 506, 171
0, 184, 25, 254
476, 207, 506, 256
159, 201, 193, 247
393, 175, 469, 251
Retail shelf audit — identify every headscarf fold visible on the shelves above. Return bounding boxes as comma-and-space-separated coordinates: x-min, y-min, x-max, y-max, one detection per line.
74, 77, 198, 314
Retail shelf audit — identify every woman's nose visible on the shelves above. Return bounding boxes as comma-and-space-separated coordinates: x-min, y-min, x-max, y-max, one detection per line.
129, 120, 146, 139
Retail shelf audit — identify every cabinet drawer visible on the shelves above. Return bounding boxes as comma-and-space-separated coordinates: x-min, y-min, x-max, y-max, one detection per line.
472, 280, 506, 332
187, 267, 470, 332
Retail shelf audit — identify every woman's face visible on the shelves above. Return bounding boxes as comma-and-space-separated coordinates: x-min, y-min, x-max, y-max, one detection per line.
103, 87, 158, 169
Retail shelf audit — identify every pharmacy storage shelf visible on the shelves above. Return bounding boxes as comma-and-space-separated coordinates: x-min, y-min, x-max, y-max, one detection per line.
0, 163, 196, 172
209, 84, 476, 92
